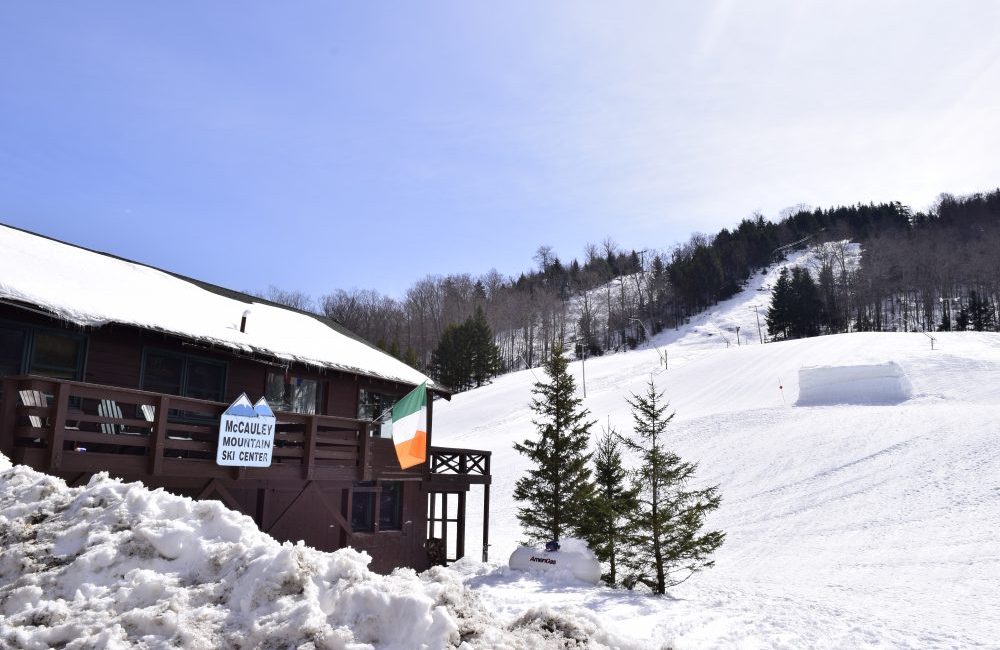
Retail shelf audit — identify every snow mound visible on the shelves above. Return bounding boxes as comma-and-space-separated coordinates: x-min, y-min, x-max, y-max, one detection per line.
0, 461, 629, 649
796, 361, 913, 406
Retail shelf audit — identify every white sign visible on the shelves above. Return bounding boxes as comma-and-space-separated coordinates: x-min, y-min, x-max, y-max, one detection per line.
216, 393, 276, 467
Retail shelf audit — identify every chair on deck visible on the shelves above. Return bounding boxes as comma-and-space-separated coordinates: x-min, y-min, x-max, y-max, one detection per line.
97, 399, 125, 435
18, 390, 48, 428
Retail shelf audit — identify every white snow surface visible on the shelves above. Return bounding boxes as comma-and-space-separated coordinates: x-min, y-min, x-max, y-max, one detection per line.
0, 225, 433, 388
433, 248, 1000, 648
0, 464, 642, 649
3, 244, 998, 648
797, 361, 913, 405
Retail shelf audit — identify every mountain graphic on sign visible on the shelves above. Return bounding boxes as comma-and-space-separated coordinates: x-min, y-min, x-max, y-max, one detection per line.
253, 398, 274, 417
223, 393, 257, 417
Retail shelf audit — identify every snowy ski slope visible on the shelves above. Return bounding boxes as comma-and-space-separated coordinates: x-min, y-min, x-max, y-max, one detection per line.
435, 251, 1000, 648
1, 246, 996, 648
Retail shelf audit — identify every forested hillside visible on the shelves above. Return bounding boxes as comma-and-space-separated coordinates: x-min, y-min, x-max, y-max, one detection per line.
258, 188, 1000, 391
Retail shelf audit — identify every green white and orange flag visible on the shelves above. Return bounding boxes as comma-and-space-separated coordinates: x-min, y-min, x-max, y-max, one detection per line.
391, 382, 427, 469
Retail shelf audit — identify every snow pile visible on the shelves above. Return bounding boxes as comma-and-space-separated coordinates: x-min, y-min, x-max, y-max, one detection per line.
0, 463, 638, 649
797, 361, 912, 405
0, 225, 433, 388
508, 538, 602, 585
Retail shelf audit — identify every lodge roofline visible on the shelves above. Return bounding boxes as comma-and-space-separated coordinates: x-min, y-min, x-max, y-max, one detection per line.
0, 222, 447, 395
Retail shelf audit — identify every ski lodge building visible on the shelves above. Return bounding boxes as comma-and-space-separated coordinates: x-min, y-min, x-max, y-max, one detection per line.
0, 224, 491, 572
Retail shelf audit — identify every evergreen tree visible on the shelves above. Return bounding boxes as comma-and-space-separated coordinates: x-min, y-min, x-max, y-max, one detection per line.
431, 322, 472, 390
513, 345, 596, 544
468, 306, 501, 387
789, 267, 822, 337
766, 267, 793, 339
619, 379, 724, 594
430, 308, 501, 391
969, 290, 995, 332
582, 426, 638, 586
956, 304, 971, 331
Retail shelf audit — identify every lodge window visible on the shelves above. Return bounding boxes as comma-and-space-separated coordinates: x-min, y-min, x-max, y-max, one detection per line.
358, 389, 398, 438
351, 481, 403, 532
0, 323, 86, 380
265, 371, 322, 414
0, 326, 26, 376
140, 349, 226, 402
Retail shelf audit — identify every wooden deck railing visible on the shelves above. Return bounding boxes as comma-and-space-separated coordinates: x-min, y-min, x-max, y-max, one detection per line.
0, 376, 493, 488
428, 446, 491, 481
0, 375, 374, 482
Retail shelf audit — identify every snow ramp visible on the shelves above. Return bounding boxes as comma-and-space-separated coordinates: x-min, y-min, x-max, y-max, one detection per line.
796, 361, 912, 406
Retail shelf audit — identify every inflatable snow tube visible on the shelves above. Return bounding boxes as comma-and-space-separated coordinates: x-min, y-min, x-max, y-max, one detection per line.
508, 545, 602, 584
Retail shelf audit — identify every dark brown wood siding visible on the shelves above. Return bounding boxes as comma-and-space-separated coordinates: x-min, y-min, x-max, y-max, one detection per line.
0, 303, 482, 573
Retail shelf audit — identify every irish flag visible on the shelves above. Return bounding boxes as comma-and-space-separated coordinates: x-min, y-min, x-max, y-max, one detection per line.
391, 382, 427, 469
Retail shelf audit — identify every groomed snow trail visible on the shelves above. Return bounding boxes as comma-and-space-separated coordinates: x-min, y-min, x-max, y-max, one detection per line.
435, 252, 1000, 648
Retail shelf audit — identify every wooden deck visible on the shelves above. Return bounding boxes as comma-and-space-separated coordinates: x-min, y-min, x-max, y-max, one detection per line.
1, 375, 379, 482
0, 375, 493, 567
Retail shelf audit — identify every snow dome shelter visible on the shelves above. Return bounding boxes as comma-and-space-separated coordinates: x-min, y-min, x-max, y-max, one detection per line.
0, 223, 491, 572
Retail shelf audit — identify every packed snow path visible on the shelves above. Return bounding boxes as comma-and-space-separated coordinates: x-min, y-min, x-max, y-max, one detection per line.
435, 251, 1000, 647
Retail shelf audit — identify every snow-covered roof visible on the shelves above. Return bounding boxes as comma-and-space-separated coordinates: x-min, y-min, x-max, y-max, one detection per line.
0, 224, 435, 389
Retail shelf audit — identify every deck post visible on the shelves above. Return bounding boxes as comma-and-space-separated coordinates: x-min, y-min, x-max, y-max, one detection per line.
456, 490, 466, 560
303, 415, 318, 480
48, 381, 70, 470
0, 378, 16, 454
360, 422, 372, 480
482, 454, 491, 562
149, 395, 170, 475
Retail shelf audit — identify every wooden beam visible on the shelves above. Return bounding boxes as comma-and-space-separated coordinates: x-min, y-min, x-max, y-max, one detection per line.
48, 381, 70, 470
482, 482, 491, 563
360, 422, 372, 481
148, 395, 170, 476
0, 378, 17, 454
456, 490, 466, 561
309, 482, 353, 542
303, 415, 317, 480
264, 482, 312, 534
195, 478, 242, 512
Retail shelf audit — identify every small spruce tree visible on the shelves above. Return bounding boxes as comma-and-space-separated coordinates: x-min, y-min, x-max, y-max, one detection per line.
620, 378, 724, 594
582, 425, 638, 586
513, 345, 595, 544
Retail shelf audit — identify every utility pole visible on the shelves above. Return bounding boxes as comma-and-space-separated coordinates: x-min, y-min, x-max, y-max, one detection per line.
736, 325, 741, 346
572, 328, 587, 398
629, 317, 667, 369
750, 305, 764, 344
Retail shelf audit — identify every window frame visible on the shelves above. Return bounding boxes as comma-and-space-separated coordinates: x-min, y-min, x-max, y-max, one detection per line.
350, 481, 405, 533
358, 388, 402, 437
265, 370, 324, 415
0, 319, 88, 381
139, 347, 228, 402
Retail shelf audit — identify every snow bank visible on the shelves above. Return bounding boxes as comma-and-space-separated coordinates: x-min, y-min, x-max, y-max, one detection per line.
0, 460, 635, 649
796, 361, 912, 406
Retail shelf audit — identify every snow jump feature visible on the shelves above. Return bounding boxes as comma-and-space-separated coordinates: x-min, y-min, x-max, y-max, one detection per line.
796, 361, 913, 406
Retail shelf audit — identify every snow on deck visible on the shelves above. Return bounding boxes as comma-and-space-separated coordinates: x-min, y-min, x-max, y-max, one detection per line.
0, 225, 433, 388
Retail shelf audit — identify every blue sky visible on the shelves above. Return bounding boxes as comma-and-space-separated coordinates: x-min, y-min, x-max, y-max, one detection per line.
2, 2, 998, 299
